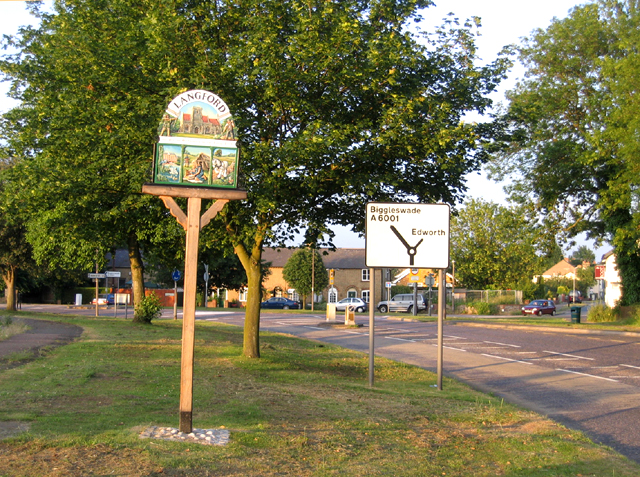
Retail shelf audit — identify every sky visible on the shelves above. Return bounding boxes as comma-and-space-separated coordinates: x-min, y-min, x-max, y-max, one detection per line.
0, 0, 608, 259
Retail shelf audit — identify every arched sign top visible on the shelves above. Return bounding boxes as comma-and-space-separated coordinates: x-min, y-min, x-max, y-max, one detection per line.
154, 89, 240, 190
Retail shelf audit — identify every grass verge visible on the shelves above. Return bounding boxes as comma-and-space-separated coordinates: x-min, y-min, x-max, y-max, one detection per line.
0, 317, 30, 342
0, 311, 638, 476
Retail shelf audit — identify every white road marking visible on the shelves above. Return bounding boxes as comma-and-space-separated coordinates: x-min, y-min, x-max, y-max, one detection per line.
544, 351, 594, 361
304, 326, 325, 330
558, 369, 618, 382
484, 341, 521, 348
481, 354, 532, 365
385, 337, 416, 342
621, 364, 640, 370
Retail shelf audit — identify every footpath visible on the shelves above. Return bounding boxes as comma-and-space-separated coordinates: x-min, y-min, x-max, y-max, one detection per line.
0, 317, 83, 361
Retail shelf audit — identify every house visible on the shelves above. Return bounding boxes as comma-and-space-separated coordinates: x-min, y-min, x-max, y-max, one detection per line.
536, 259, 579, 282
258, 248, 385, 306
602, 250, 622, 308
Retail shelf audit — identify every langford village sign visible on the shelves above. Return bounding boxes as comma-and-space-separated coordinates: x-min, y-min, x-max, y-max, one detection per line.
154, 90, 240, 190
143, 90, 246, 434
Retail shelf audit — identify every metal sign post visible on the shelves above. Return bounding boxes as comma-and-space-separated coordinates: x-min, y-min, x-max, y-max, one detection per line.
366, 202, 450, 389
437, 269, 445, 390
88, 272, 106, 317
368, 267, 375, 387
172, 269, 181, 320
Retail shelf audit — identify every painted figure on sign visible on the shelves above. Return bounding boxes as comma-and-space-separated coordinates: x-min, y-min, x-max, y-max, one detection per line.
221, 118, 235, 140
184, 153, 210, 183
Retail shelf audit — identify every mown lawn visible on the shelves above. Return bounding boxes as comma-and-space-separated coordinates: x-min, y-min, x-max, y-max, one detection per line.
0, 311, 638, 476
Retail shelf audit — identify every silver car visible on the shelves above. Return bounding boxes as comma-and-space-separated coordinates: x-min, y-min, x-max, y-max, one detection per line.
335, 297, 368, 313
377, 294, 426, 313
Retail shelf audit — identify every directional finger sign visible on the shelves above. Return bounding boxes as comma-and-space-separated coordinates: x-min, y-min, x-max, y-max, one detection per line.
365, 203, 450, 269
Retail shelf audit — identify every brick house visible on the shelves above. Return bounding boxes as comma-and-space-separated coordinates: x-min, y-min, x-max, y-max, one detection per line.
256, 248, 385, 306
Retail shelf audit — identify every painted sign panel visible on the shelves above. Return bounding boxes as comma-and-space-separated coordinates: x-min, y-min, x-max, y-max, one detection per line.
154, 90, 240, 189
365, 202, 450, 269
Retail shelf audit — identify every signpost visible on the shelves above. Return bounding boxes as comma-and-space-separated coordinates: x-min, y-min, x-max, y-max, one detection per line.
143, 90, 247, 434
172, 269, 182, 320
366, 202, 450, 389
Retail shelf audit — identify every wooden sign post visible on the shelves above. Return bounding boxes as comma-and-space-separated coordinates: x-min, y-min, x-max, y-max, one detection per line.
143, 185, 246, 433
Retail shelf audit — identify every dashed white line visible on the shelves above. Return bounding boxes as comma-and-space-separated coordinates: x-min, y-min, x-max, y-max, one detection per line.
481, 354, 532, 365
484, 341, 521, 348
621, 364, 640, 370
385, 337, 416, 343
544, 351, 594, 361
558, 369, 618, 382
304, 326, 325, 330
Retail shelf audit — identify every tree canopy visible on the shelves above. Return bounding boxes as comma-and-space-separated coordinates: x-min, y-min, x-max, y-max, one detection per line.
282, 249, 329, 307
489, 0, 640, 304
450, 199, 549, 290
1, 0, 511, 355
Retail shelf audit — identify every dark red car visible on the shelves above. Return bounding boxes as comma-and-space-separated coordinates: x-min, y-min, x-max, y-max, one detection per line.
521, 299, 556, 316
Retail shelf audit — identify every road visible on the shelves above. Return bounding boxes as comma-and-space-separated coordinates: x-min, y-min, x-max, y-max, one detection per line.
19, 303, 640, 463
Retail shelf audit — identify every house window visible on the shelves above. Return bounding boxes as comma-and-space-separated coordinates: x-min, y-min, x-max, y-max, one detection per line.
239, 287, 248, 302
361, 269, 370, 281
288, 289, 299, 302
328, 288, 338, 303
347, 289, 357, 298
362, 290, 370, 303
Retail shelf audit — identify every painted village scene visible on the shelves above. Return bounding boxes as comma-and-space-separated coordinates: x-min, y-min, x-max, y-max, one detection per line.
154, 94, 239, 189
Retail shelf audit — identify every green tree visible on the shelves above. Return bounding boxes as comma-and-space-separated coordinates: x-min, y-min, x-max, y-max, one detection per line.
0, 1, 180, 317
450, 199, 547, 290
282, 249, 328, 308
490, 1, 640, 305
570, 245, 596, 266
1, 0, 511, 355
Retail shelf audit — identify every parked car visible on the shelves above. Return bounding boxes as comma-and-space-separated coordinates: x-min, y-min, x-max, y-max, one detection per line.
260, 297, 300, 310
521, 299, 556, 316
377, 294, 426, 313
335, 297, 368, 313
568, 291, 583, 304
91, 293, 115, 306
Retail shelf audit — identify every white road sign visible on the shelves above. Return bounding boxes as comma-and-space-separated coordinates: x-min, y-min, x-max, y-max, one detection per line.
88, 273, 106, 279
365, 202, 450, 269
106, 271, 121, 278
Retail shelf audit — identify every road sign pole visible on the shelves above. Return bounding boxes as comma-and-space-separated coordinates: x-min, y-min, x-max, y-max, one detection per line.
369, 267, 375, 387
174, 280, 178, 320
437, 269, 445, 390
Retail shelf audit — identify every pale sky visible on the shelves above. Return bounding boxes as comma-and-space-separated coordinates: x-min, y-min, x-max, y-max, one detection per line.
1, 0, 606, 257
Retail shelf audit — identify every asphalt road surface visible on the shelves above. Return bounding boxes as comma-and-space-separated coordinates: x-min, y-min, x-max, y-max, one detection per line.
18, 304, 640, 463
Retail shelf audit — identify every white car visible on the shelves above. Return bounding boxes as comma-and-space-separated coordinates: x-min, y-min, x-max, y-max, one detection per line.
377, 294, 426, 313
335, 297, 368, 313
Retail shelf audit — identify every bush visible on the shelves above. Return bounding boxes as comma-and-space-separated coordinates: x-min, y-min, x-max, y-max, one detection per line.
133, 294, 163, 324
587, 304, 618, 323
466, 301, 498, 315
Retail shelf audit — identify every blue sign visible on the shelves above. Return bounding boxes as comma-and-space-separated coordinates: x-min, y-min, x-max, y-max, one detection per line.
172, 269, 182, 282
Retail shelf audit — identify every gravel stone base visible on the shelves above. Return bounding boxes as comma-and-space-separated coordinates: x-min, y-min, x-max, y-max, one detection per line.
140, 426, 230, 446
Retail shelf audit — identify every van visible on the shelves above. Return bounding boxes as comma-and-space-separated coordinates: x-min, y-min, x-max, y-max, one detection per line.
377, 294, 426, 313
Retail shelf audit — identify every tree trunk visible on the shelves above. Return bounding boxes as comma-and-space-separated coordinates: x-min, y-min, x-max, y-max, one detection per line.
2, 266, 16, 311
128, 235, 146, 317
243, 256, 262, 358
233, 235, 265, 358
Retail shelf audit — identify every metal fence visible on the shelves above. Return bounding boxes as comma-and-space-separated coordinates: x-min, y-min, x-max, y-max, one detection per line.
462, 289, 523, 305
